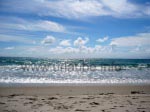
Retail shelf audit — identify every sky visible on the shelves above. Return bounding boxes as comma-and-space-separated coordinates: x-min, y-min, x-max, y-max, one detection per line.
0, 0, 150, 58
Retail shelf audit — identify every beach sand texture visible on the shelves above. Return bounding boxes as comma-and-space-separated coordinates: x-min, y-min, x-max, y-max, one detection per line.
0, 85, 150, 112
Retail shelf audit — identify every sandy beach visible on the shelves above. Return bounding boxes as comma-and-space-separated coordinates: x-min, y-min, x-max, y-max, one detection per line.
0, 84, 150, 112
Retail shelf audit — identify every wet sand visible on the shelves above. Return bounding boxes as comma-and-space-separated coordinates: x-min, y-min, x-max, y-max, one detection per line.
0, 84, 150, 112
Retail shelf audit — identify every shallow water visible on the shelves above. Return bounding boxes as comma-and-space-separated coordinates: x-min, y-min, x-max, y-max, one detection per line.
0, 57, 150, 84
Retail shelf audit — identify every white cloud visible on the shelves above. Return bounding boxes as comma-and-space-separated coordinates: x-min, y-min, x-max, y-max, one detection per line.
30, 20, 66, 32
50, 0, 107, 19
94, 45, 102, 52
4, 47, 15, 50
1, 0, 150, 19
0, 17, 66, 33
74, 37, 89, 47
41, 35, 56, 45
49, 45, 105, 55
101, 0, 138, 18
97, 36, 108, 43
79, 46, 93, 53
59, 40, 71, 46
110, 33, 150, 47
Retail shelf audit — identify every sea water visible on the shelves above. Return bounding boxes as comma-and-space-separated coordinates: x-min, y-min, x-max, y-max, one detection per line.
0, 57, 150, 85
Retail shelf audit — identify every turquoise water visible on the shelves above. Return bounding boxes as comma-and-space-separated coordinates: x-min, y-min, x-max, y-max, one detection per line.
0, 57, 150, 84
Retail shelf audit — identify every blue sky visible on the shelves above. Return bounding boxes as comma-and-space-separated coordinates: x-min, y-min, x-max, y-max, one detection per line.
0, 0, 150, 58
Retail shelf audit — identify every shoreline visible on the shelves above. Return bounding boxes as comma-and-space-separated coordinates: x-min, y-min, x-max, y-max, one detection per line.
0, 84, 150, 95
0, 82, 150, 86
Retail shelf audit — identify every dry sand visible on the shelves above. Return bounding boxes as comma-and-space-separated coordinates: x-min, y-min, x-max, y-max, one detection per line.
0, 84, 150, 112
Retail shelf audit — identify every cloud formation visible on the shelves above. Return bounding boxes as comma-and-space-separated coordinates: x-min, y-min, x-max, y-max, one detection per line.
41, 35, 56, 45
110, 33, 150, 47
49, 46, 79, 54
74, 37, 89, 47
0, 17, 66, 33
2, 32, 150, 58
97, 36, 108, 43
1, 0, 150, 19
59, 40, 71, 46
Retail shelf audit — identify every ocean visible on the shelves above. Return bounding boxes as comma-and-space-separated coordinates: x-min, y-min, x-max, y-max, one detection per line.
0, 57, 150, 85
